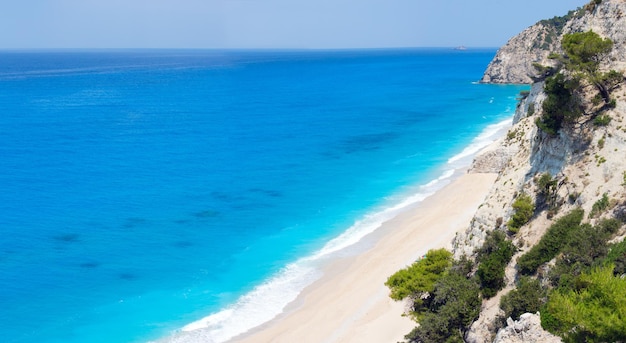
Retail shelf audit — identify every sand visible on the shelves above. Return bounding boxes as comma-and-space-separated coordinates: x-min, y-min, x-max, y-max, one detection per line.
229, 172, 497, 343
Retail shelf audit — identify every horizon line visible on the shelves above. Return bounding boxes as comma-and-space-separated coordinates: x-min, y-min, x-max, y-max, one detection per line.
0, 46, 501, 52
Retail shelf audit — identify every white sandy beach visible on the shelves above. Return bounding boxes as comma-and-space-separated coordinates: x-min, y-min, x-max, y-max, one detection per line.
230, 172, 497, 343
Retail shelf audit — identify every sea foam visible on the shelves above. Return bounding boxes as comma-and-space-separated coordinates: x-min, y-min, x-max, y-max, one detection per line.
447, 117, 512, 165
162, 116, 513, 343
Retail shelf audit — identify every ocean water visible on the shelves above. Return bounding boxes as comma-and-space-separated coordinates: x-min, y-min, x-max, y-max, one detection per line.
0, 49, 527, 343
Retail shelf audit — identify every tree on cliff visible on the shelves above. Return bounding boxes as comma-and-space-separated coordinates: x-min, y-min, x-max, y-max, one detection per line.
561, 30, 622, 106
385, 248, 452, 316
542, 265, 626, 343
537, 31, 623, 134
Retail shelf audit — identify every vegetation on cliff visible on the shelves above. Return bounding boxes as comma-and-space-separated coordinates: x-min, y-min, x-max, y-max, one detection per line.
542, 265, 626, 342
386, 252, 481, 343
536, 30, 623, 135
507, 193, 535, 233
386, 232, 517, 342
389, 2, 626, 342
385, 248, 452, 311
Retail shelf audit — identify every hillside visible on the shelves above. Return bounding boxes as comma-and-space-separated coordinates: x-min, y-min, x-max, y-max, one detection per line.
481, 0, 626, 84
387, 1, 626, 342
464, 0, 626, 342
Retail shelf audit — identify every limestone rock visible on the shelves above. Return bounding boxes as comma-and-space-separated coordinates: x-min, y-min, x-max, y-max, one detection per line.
481, 0, 626, 84
469, 144, 517, 174
493, 313, 561, 343
452, 2, 626, 343
566, 0, 626, 72
480, 22, 560, 84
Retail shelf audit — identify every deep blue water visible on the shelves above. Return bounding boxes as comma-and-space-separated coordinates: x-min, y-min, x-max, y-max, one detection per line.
0, 49, 527, 343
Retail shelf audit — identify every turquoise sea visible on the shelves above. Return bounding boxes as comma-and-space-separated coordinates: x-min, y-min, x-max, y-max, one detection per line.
0, 49, 527, 343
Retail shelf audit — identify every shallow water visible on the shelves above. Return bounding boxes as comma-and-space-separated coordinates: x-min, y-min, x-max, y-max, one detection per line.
0, 49, 527, 342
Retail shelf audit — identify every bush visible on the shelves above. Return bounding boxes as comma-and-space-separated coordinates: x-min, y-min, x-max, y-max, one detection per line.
536, 173, 556, 193
594, 114, 612, 126
542, 265, 626, 343
518, 90, 530, 100
536, 173, 559, 209
500, 276, 546, 321
405, 271, 481, 343
589, 193, 610, 218
544, 217, 621, 290
517, 209, 584, 275
476, 231, 517, 298
597, 218, 622, 235
549, 221, 615, 289
536, 73, 582, 135
507, 193, 535, 233
385, 248, 452, 302
605, 239, 626, 276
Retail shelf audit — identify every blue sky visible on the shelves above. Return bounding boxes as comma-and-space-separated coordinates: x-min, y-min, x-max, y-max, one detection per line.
1, 0, 589, 49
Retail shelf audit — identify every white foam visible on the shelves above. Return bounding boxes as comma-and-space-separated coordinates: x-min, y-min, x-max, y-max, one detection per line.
160, 169, 457, 343
162, 262, 321, 343
447, 118, 512, 165
162, 117, 514, 343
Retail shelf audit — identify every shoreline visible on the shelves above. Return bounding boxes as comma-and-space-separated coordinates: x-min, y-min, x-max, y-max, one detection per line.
160, 117, 513, 343
230, 172, 498, 343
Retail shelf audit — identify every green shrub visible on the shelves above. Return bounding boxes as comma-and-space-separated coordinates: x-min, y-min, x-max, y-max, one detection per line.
549, 221, 616, 289
517, 209, 584, 275
405, 271, 481, 343
536, 73, 582, 135
589, 193, 610, 218
536, 173, 556, 193
500, 276, 546, 321
476, 231, 517, 298
594, 114, 612, 126
605, 239, 626, 276
385, 248, 452, 302
542, 265, 626, 343
597, 218, 622, 235
507, 130, 516, 141
545, 217, 621, 289
507, 193, 535, 233
536, 173, 560, 210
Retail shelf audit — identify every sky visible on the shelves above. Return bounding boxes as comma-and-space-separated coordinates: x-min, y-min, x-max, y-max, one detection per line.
1, 0, 589, 49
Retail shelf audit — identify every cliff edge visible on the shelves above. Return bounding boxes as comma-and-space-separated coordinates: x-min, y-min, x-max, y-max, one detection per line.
481, 0, 626, 84
458, 1, 626, 342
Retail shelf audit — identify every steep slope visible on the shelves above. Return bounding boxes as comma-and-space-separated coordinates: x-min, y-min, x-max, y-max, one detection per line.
457, 78, 626, 342
481, 0, 626, 84
386, 3, 626, 342
480, 21, 563, 84
454, 1, 626, 342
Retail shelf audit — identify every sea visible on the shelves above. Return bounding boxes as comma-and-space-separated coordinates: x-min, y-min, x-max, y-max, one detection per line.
0, 49, 527, 343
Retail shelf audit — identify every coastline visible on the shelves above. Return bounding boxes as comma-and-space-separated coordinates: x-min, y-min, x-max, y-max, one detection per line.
230, 172, 498, 343
159, 117, 514, 343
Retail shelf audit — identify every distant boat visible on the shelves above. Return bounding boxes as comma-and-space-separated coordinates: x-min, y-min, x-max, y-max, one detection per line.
454, 46, 467, 51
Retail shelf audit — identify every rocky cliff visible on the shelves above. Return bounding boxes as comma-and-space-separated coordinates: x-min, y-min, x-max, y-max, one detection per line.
454, 1, 626, 342
481, 0, 626, 84
479, 22, 561, 84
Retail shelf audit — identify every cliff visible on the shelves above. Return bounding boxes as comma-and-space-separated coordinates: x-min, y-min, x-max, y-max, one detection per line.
454, 1, 626, 342
386, 2, 626, 342
481, 0, 626, 84
480, 22, 562, 84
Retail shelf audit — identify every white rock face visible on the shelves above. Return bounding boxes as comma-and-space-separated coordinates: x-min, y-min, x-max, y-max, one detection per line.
493, 313, 561, 343
566, 0, 626, 72
449, 3, 626, 343
480, 23, 559, 84
481, 0, 626, 84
